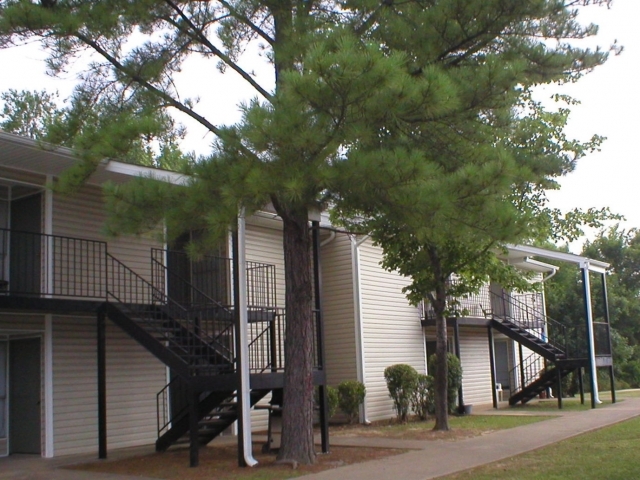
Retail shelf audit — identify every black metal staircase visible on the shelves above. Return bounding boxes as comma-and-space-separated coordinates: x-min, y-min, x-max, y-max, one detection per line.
103, 251, 283, 453
155, 378, 271, 451
489, 291, 587, 405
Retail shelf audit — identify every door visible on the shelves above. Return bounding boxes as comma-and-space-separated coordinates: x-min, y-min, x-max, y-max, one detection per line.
10, 194, 43, 294
495, 340, 511, 393
0, 340, 7, 457
9, 338, 41, 454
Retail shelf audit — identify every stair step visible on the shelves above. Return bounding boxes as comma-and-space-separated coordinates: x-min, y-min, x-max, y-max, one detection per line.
198, 419, 231, 428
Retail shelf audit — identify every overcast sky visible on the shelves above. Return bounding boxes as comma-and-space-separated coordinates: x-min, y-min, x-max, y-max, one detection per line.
0, 1, 637, 253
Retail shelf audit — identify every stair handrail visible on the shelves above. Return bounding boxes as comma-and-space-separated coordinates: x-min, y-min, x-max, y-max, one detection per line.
508, 351, 547, 398
150, 248, 233, 313
490, 290, 568, 355
157, 376, 189, 437
106, 253, 234, 369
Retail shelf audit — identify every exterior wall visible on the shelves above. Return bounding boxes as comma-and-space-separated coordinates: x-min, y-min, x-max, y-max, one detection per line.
51, 315, 167, 456
244, 220, 286, 432
52, 184, 161, 283
457, 327, 493, 406
358, 239, 426, 422
321, 233, 357, 387
0, 313, 166, 458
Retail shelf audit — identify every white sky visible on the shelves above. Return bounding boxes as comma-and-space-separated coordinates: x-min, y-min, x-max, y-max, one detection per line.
0, 1, 638, 253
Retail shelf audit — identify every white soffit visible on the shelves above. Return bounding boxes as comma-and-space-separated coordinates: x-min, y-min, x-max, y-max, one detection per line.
506, 244, 609, 274
0, 131, 186, 186
510, 257, 558, 274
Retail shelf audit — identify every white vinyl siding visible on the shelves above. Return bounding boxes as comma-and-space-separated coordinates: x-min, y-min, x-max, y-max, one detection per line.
358, 239, 426, 422
244, 222, 286, 432
321, 233, 357, 386
52, 315, 167, 456
51, 184, 161, 283
0, 167, 46, 186
458, 327, 493, 406
244, 222, 285, 307
0, 313, 44, 332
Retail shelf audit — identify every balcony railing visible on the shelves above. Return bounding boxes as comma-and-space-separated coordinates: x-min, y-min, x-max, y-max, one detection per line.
0, 228, 107, 299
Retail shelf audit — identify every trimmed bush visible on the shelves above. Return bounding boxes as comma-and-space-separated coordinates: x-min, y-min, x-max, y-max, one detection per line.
384, 364, 419, 422
315, 385, 339, 418
337, 380, 366, 423
411, 374, 435, 420
428, 353, 463, 413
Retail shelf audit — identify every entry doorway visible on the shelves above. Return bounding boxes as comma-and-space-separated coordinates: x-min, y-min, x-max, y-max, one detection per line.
495, 339, 511, 396
0, 337, 42, 456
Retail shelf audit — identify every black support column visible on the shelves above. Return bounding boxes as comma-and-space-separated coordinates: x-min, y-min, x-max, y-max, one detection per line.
188, 385, 199, 467
453, 319, 465, 412
488, 326, 498, 409
97, 306, 107, 459
312, 221, 329, 453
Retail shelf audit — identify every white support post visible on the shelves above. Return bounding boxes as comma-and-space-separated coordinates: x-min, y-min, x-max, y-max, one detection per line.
44, 176, 54, 297
582, 262, 601, 404
44, 314, 54, 457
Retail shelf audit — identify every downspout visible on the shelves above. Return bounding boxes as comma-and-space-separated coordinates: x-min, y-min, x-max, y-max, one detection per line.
236, 209, 258, 466
581, 261, 601, 406
320, 230, 336, 248
351, 234, 370, 424
539, 266, 557, 345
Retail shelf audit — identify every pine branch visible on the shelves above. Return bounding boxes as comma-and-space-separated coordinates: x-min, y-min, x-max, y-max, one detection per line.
218, 0, 274, 46
163, 0, 272, 101
73, 32, 261, 161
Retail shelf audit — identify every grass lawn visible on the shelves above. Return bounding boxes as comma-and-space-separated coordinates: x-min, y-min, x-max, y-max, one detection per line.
443, 415, 640, 479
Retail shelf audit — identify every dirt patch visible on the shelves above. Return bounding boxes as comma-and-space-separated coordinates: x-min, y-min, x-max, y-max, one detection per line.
66, 443, 406, 480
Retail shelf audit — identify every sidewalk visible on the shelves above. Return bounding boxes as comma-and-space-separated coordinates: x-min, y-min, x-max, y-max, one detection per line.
1, 397, 638, 480
299, 396, 640, 480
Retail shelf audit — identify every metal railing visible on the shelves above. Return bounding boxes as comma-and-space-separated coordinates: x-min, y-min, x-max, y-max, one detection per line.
151, 249, 231, 307
490, 290, 568, 355
157, 376, 182, 438
594, 322, 612, 356
107, 253, 235, 375
420, 281, 491, 320
246, 308, 322, 374
0, 228, 107, 298
508, 351, 546, 398
151, 248, 284, 374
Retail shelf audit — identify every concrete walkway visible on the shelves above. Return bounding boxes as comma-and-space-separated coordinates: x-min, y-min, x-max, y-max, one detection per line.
300, 396, 640, 479
1, 397, 638, 480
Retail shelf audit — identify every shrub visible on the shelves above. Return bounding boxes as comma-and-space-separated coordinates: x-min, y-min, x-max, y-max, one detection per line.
384, 364, 419, 422
315, 385, 339, 418
428, 353, 463, 414
411, 374, 435, 420
337, 380, 366, 423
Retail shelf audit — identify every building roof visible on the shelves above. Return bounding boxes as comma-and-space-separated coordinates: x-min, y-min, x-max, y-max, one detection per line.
505, 244, 609, 274
0, 130, 187, 185
0, 131, 610, 274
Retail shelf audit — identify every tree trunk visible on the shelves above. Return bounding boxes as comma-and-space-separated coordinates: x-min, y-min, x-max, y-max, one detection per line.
276, 208, 316, 465
433, 282, 450, 431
